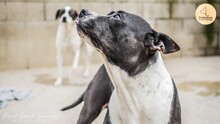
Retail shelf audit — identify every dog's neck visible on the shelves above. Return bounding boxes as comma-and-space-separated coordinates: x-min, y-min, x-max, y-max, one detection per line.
58, 22, 76, 33
57, 22, 78, 42
103, 51, 168, 88
102, 51, 172, 123
107, 52, 158, 77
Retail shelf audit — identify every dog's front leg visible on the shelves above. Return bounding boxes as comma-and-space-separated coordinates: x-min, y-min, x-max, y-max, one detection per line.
72, 48, 80, 69
54, 47, 63, 86
82, 44, 92, 77
69, 48, 81, 81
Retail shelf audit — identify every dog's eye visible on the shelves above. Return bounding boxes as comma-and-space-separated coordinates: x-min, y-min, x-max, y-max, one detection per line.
110, 14, 121, 20
113, 15, 121, 20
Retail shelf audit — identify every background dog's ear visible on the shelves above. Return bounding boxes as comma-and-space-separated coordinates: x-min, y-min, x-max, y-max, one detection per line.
55, 9, 61, 20
144, 31, 180, 54
69, 10, 78, 20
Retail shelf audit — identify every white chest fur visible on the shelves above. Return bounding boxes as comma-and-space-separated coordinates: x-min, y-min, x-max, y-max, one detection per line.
56, 23, 81, 49
106, 52, 174, 124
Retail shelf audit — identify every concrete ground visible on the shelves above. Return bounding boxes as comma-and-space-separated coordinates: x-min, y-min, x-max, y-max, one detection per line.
0, 56, 220, 124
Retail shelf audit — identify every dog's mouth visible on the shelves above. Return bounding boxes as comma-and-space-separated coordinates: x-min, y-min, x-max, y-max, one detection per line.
75, 19, 90, 39
75, 21, 90, 42
75, 17, 104, 53
76, 23, 98, 48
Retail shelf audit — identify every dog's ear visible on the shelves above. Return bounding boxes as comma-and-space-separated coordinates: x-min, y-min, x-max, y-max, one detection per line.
69, 10, 78, 20
144, 31, 180, 54
55, 9, 61, 20
157, 32, 180, 54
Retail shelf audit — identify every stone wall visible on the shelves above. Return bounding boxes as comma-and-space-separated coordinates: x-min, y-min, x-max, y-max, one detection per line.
0, 0, 219, 70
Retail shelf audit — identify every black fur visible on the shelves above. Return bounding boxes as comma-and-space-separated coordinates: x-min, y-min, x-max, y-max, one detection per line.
55, 9, 64, 20
77, 10, 180, 77
61, 65, 113, 124
69, 10, 78, 20
103, 109, 112, 124
55, 8, 78, 21
169, 79, 181, 124
61, 93, 84, 111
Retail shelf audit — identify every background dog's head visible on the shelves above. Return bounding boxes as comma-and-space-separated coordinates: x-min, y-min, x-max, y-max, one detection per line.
77, 9, 180, 76
55, 6, 78, 23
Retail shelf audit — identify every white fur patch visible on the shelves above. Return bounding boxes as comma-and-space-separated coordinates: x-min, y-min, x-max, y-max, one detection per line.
129, 54, 139, 63
56, 23, 80, 49
105, 52, 174, 124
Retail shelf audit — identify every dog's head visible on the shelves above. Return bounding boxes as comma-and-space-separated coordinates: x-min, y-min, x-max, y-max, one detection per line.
77, 10, 180, 76
55, 6, 78, 23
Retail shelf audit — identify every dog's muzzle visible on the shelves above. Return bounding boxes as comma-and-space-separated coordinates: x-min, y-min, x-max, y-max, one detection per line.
62, 17, 67, 23
75, 9, 92, 36
75, 9, 96, 40
76, 9, 103, 52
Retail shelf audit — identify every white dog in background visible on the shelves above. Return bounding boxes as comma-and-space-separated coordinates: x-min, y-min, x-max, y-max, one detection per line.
54, 6, 94, 86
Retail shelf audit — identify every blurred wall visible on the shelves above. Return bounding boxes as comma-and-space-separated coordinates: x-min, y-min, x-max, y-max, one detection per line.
0, 0, 219, 70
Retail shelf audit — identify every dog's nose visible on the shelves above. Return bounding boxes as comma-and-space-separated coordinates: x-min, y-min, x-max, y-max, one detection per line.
62, 17, 67, 22
79, 9, 90, 18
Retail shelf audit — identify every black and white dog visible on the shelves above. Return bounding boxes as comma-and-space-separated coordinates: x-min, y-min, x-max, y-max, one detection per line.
76, 10, 181, 124
61, 65, 113, 124
54, 6, 94, 86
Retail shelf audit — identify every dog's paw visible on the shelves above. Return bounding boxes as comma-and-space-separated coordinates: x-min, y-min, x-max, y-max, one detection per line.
54, 79, 62, 86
